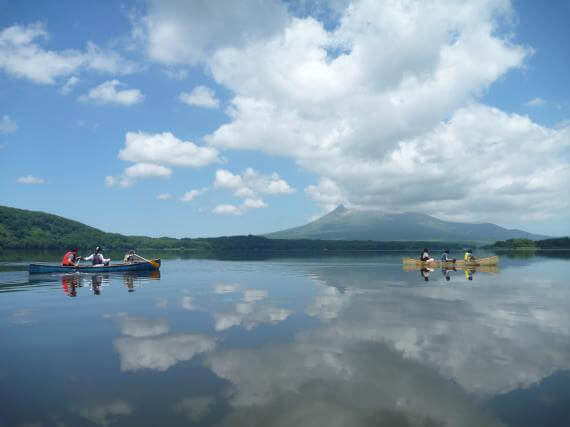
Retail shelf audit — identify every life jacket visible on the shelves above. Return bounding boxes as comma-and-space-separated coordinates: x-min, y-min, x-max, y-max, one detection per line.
62, 251, 76, 266
464, 252, 471, 261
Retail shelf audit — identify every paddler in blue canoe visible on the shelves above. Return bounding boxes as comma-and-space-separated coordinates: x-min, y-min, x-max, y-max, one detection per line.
61, 248, 81, 266
83, 246, 110, 266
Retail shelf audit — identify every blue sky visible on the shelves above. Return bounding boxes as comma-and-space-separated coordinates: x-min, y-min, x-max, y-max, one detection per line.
0, 0, 569, 238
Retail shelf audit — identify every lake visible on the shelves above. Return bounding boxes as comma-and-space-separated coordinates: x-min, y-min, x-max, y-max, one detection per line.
1, 251, 569, 426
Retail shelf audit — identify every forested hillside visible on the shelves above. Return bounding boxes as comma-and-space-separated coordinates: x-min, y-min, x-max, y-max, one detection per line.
0, 205, 474, 252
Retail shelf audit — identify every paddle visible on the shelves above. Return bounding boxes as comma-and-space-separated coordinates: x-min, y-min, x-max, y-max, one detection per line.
134, 253, 160, 269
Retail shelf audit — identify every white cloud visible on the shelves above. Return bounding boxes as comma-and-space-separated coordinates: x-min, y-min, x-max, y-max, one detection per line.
140, 0, 290, 65
180, 295, 199, 310
119, 131, 220, 167
119, 316, 169, 337
212, 204, 242, 215
166, 0, 570, 224
212, 288, 293, 332
241, 198, 267, 209
157, 192, 173, 200
17, 175, 45, 184
114, 334, 216, 372
180, 188, 207, 202
80, 80, 144, 106
305, 177, 348, 213
215, 283, 240, 294
243, 289, 268, 302
124, 162, 171, 178
0, 22, 138, 84
179, 85, 219, 108
212, 198, 267, 215
74, 400, 133, 427
172, 397, 215, 423
105, 175, 132, 188
59, 75, 79, 95
214, 169, 242, 189
525, 97, 546, 107
212, 168, 294, 213
106, 162, 171, 188
0, 114, 17, 134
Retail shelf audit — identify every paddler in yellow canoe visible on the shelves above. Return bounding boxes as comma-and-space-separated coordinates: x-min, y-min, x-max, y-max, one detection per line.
420, 248, 434, 263
464, 248, 476, 262
441, 249, 456, 264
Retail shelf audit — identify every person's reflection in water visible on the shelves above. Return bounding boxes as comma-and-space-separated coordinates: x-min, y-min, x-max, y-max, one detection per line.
61, 274, 79, 297
465, 268, 475, 281
91, 275, 103, 295
420, 267, 433, 282
124, 275, 135, 293
441, 267, 456, 282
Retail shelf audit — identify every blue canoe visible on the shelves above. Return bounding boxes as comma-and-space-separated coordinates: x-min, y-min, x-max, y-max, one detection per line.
29, 259, 161, 274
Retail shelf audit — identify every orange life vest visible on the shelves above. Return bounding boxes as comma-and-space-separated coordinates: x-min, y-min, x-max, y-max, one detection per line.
62, 251, 76, 266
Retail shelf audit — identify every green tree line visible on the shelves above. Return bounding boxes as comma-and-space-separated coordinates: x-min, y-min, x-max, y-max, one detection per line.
1, 205, 477, 252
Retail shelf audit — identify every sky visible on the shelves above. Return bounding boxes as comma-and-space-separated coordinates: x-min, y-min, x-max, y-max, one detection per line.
0, 0, 569, 238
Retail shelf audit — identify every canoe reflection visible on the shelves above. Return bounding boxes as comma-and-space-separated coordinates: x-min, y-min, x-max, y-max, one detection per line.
403, 264, 499, 282
59, 270, 160, 297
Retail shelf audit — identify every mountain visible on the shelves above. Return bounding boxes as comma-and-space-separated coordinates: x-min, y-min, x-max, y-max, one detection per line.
266, 205, 549, 243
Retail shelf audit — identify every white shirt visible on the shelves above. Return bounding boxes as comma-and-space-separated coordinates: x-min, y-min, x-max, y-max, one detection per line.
83, 253, 110, 265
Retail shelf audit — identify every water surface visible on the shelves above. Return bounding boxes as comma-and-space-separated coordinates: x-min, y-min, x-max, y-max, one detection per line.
1, 252, 569, 426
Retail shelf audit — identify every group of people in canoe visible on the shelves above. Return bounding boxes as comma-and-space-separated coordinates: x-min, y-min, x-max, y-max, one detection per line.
419, 248, 476, 264
61, 247, 145, 267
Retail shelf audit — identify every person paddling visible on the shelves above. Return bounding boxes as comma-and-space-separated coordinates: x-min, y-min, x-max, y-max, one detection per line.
464, 248, 476, 262
441, 249, 456, 263
420, 248, 434, 263
62, 248, 81, 266
83, 246, 110, 266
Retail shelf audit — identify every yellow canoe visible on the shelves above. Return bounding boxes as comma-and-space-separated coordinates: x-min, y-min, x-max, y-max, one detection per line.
402, 256, 499, 267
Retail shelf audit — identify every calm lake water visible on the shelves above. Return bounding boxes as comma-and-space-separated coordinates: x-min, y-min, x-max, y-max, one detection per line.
1, 251, 569, 426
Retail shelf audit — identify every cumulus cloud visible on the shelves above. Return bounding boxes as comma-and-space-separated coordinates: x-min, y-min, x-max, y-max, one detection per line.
156, 192, 173, 200
105, 162, 171, 188
179, 85, 219, 108
212, 199, 267, 215
114, 334, 216, 372
107, 132, 220, 189
212, 168, 294, 214
17, 175, 45, 184
215, 283, 240, 294
0, 114, 17, 134
210, 285, 291, 331
180, 188, 206, 202
200, 260, 570, 426
0, 22, 138, 84
80, 80, 144, 106
119, 316, 169, 338
140, 0, 290, 65
305, 177, 348, 213
119, 131, 220, 167
131, 0, 569, 223
172, 397, 215, 423
124, 163, 172, 178
59, 75, 79, 94
525, 97, 546, 107
212, 204, 243, 215
214, 301, 292, 332
74, 400, 133, 427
